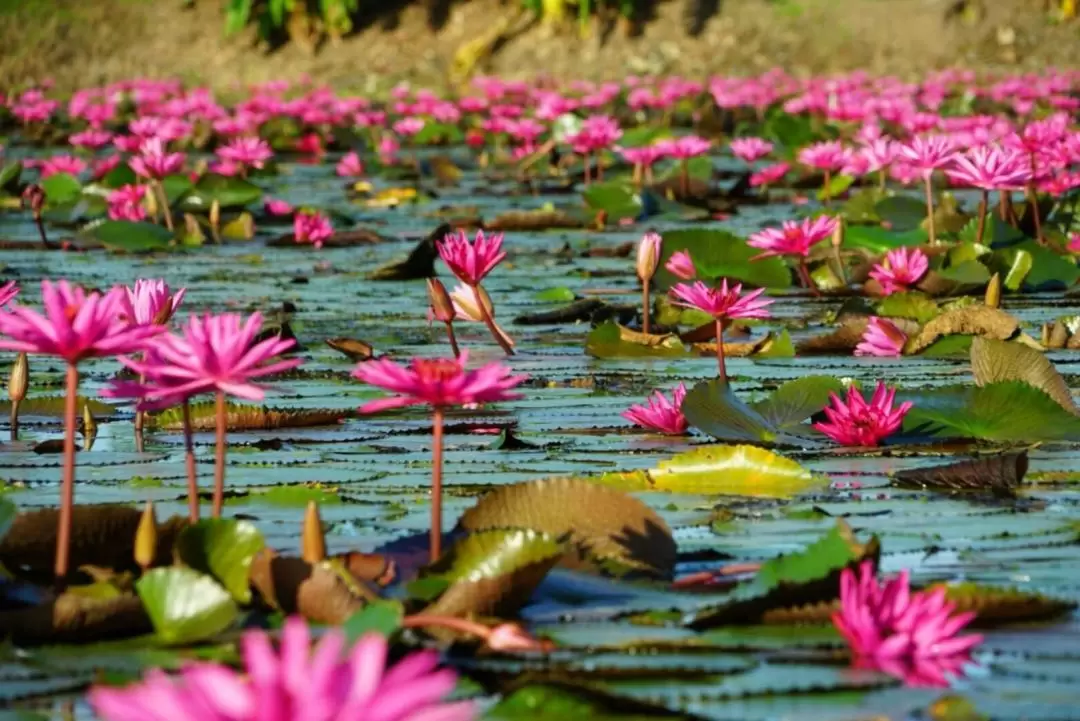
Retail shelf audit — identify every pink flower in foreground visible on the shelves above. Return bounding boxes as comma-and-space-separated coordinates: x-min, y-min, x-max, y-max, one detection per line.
129, 138, 185, 180
670, 279, 773, 321
107, 184, 148, 221
797, 141, 850, 172
437, 229, 506, 286
294, 211, 333, 249
264, 198, 293, 216
0, 280, 164, 364
665, 250, 696, 280
108, 312, 301, 408
855, 317, 907, 358
813, 381, 912, 447
90, 616, 476, 721
944, 145, 1032, 191
729, 137, 774, 164
0, 281, 19, 308
747, 215, 839, 260
623, 383, 688, 435
868, 247, 929, 296
216, 136, 273, 170
351, 350, 527, 413
833, 560, 982, 687
120, 278, 186, 327
896, 135, 958, 179
335, 151, 365, 177
749, 162, 791, 188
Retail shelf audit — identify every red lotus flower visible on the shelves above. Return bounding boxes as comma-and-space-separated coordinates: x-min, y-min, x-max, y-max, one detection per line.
623, 384, 688, 435
868, 247, 929, 296
670, 280, 773, 321
813, 381, 912, 447
747, 216, 839, 260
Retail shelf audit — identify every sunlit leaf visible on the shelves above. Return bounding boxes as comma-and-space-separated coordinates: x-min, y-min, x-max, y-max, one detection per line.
971, 337, 1078, 415
654, 229, 792, 290
342, 599, 404, 642
585, 322, 687, 359
81, 219, 173, 253
175, 519, 265, 604
136, 567, 238, 645
648, 445, 821, 499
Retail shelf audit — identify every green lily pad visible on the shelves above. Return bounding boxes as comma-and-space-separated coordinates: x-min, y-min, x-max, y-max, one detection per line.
585, 322, 687, 359
649, 444, 821, 499
534, 287, 577, 303
997, 240, 1080, 291
682, 378, 839, 446
80, 219, 173, 253
174, 519, 265, 604
654, 229, 792, 290
343, 599, 404, 642
843, 225, 927, 253
179, 173, 263, 211
135, 567, 239, 645
875, 291, 940, 323
583, 181, 644, 222
41, 173, 83, 206
751, 376, 846, 430
875, 196, 927, 232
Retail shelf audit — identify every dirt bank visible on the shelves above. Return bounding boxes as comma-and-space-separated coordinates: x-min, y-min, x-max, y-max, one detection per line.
0, 0, 1075, 94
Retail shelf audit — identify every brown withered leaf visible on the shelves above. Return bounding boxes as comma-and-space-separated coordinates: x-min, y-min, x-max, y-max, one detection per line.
459, 477, 676, 580
971, 337, 1079, 415
325, 337, 375, 361
0, 506, 185, 578
691, 335, 773, 358
334, 551, 396, 587
0, 592, 151, 646
891, 451, 1027, 497
761, 599, 838, 625
678, 320, 752, 344
249, 549, 374, 624
367, 224, 447, 281
614, 325, 683, 348
512, 299, 608, 325
150, 402, 349, 432
904, 305, 1019, 354
930, 582, 1076, 626
484, 209, 585, 231
797, 319, 869, 354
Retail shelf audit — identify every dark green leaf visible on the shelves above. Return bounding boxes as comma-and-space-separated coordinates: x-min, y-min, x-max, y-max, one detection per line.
41, 173, 82, 206
81, 220, 173, 253
0, 161, 22, 191
655, 229, 792, 290
874, 196, 927, 232
583, 181, 643, 222
342, 599, 404, 642
180, 173, 263, 211
750, 376, 846, 429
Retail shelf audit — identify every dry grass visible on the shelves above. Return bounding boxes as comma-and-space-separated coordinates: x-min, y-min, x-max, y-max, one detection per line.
0, 0, 1075, 95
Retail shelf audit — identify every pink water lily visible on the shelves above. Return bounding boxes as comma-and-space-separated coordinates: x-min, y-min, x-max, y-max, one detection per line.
294, 210, 334, 248
855, 317, 907, 357
623, 384, 688, 435
813, 381, 912, 447
216, 136, 273, 172
437, 229, 513, 355
671, 279, 772, 382
729, 137, 774, 164
107, 184, 148, 221
868, 247, 929, 296
666, 250, 696, 280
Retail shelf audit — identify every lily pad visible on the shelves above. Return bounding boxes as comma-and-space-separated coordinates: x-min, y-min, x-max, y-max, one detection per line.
174, 519, 265, 604
971, 337, 1078, 415
654, 229, 792, 290
81, 219, 173, 253
342, 599, 404, 642
135, 567, 239, 646
648, 445, 821, 499
585, 322, 688, 359
179, 173, 263, 211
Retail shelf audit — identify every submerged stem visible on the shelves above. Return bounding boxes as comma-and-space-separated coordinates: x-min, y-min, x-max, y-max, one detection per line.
55, 364, 79, 583
430, 407, 444, 564
182, 398, 199, 523
212, 390, 226, 518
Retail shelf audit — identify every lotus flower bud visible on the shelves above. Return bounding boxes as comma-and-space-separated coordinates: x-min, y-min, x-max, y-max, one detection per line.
134, 501, 157, 570
831, 217, 844, 248
209, 199, 221, 230
20, 184, 45, 217
82, 403, 97, 451
427, 278, 455, 323
301, 500, 326, 563
636, 231, 662, 282
8, 352, 28, 405
985, 272, 1001, 309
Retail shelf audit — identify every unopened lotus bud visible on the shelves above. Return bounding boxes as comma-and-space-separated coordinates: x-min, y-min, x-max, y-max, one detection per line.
636, 231, 662, 282
831, 217, 844, 248
20, 184, 45, 217
134, 501, 157, 570
8, 352, 28, 405
144, 186, 159, 215
985, 272, 1002, 309
427, 278, 455, 323
82, 403, 97, 451
301, 500, 326, 563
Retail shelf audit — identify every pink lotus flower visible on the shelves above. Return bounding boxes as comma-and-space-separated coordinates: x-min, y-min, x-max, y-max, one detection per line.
437, 229, 505, 287
857, 138, 899, 174
107, 184, 148, 222
216, 137, 273, 171
130, 138, 185, 180
90, 616, 476, 721
110, 312, 300, 407
666, 250, 696, 280
855, 317, 907, 357
0, 280, 164, 364
91, 154, 123, 180
264, 198, 293, 216
352, 350, 526, 413
813, 381, 912, 447
335, 151, 365, 177
749, 162, 791, 188
393, 117, 426, 138
833, 560, 982, 687
868, 247, 929, 295
0, 281, 19, 308
294, 211, 334, 249
729, 137, 774, 164
658, 135, 711, 159
896, 135, 958, 180
945, 145, 1032, 190
69, 129, 114, 149
797, 141, 850, 172
39, 155, 87, 179
748, 215, 839, 260
120, 279, 185, 327
623, 384, 688, 435
670, 280, 773, 321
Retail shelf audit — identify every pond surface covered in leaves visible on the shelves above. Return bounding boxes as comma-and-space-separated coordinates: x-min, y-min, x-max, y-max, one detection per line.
1, 128, 1080, 721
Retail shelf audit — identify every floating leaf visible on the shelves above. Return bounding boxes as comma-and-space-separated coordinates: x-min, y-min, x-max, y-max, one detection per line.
904, 305, 1019, 354
585, 322, 687, 359
41, 173, 82, 205
1005, 240, 1080, 290
81, 219, 173, 253
326, 337, 374, 361
876, 292, 941, 324
342, 599, 404, 642
891, 451, 1027, 496
583, 181, 644, 222
654, 229, 792, 290
487, 684, 668, 721
421, 529, 563, 618
875, 196, 928, 232
936, 583, 1076, 625
648, 445, 820, 499
150, 401, 348, 431
135, 567, 238, 645
752, 377, 846, 428
180, 173, 263, 210
843, 226, 927, 253
249, 550, 371, 624
682, 380, 824, 447
460, 478, 676, 580
174, 519, 265, 604
485, 209, 585, 231
534, 287, 577, 303
0, 593, 151, 646
971, 337, 1078, 415
0, 396, 115, 419
902, 381, 1080, 442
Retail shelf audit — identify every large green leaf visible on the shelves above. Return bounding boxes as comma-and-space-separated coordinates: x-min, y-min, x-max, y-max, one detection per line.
874, 196, 927, 232
648, 444, 821, 499
41, 173, 83, 206
174, 519, 265, 604
179, 173, 263, 211
654, 229, 792, 290
971, 337, 1078, 415
750, 376, 846, 430
582, 181, 644, 222
762, 111, 817, 156
81, 219, 173, 253
135, 567, 239, 645
585, 322, 688, 359
682, 380, 825, 447
901, 381, 1080, 442
843, 225, 927, 253
996, 240, 1080, 291
161, 173, 195, 205
875, 291, 941, 323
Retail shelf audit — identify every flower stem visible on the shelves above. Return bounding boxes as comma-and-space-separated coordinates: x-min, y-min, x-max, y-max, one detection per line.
472, 284, 515, 356
55, 363, 79, 583
212, 390, 226, 518
641, 279, 651, 335
715, 319, 727, 384
155, 181, 174, 232
9, 401, 18, 442
1027, 184, 1044, 245
923, 175, 937, 244
975, 190, 988, 244
403, 613, 490, 640
134, 373, 146, 453
797, 260, 820, 296
822, 170, 831, 206
430, 406, 444, 564
34, 217, 50, 250
680, 159, 689, 198
182, 398, 199, 523
444, 321, 461, 359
